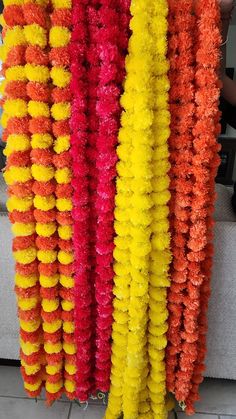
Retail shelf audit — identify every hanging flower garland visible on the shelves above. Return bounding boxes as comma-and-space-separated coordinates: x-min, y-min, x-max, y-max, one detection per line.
147, 1, 171, 417
166, 0, 196, 399
69, 0, 93, 403
106, 0, 167, 417
184, 0, 221, 413
94, 0, 125, 394
104, 2, 132, 417
49, 0, 76, 401
21, 0, 63, 402
2, 0, 44, 398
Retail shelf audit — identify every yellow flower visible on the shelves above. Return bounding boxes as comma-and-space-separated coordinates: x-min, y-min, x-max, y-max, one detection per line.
24, 24, 47, 48
51, 67, 71, 88
49, 26, 70, 48
25, 64, 50, 83
5, 66, 26, 81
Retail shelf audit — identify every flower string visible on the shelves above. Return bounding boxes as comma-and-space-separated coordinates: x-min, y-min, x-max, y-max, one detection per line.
69, 0, 93, 403
184, 0, 221, 413
49, 0, 76, 401
21, 0, 63, 402
104, 2, 132, 417
2, 0, 44, 398
147, 1, 171, 417
166, 0, 196, 398
107, 1, 157, 417
86, 3, 100, 394
94, 0, 126, 394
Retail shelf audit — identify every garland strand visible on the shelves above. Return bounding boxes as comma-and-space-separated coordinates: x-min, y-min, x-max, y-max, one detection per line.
70, 0, 93, 403
49, 0, 76, 400
166, 0, 196, 398
22, 0, 63, 402
94, 0, 125, 393
147, 1, 171, 417
184, 1, 221, 413
2, 0, 44, 397
104, 2, 132, 417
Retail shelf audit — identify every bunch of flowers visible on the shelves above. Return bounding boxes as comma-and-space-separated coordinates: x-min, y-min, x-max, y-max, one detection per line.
166, 0, 196, 399
69, 0, 93, 403
2, 0, 43, 398
49, 0, 76, 401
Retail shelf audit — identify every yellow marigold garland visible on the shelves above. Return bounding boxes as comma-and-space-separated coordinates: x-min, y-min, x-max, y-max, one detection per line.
105, 1, 171, 418
148, 1, 171, 418
2, 0, 44, 397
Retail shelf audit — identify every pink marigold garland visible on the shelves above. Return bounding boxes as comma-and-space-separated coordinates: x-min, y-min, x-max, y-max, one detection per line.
84, 1, 101, 398
94, 0, 127, 393
184, 0, 221, 413
69, 0, 94, 403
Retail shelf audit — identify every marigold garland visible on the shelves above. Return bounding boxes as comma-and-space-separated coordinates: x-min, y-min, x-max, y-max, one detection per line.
166, 0, 196, 398
69, 0, 93, 403
2, 0, 44, 398
184, 1, 221, 413
106, 1, 171, 418
147, 1, 171, 417
166, 0, 221, 414
49, 0, 76, 401
0, 0, 222, 413
94, 0, 128, 394
21, 0, 64, 402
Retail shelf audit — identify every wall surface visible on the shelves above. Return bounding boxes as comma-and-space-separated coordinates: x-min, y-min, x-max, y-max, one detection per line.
226, 25, 236, 180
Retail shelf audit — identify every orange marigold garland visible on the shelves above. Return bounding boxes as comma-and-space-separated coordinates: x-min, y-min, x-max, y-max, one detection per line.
166, 0, 196, 398
166, 0, 222, 414
49, 0, 76, 400
2, 0, 44, 397
184, 0, 221, 413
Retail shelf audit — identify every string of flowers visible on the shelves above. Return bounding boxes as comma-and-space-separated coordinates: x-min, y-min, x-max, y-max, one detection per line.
85, 1, 100, 398
2, 0, 44, 397
184, 0, 221, 413
166, 0, 197, 400
115, 1, 156, 417
21, 0, 64, 402
94, 0, 124, 394
69, 0, 94, 403
147, 1, 171, 417
49, 0, 76, 401
104, 1, 132, 416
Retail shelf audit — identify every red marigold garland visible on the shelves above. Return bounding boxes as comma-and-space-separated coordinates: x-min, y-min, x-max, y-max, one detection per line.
2, 0, 44, 397
86, 3, 100, 393
49, 0, 76, 401
184, 0, 221, 413
166, 0, 196, 398
69, 0, 93, 403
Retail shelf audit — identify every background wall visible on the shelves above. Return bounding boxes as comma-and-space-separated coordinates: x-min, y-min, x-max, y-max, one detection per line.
226, 23, 236, 180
